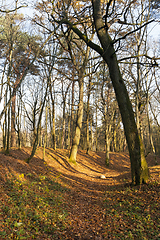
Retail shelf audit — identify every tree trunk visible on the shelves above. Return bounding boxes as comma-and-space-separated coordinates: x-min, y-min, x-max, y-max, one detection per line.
105, 131, 110, 166
26, 85, 48, 163
90, 118, 93, 151
6, 104, 10, 153
70, 81, 75, 148
3, 95, 7, 150
49, 84, 56, 150
92, 0, 149, 185
112, 125, 117, 153
17, 104, 21, 149
86, 114, 90, 154
61, 104, 66, 149
69, 79, 84, 162
146, 93, 156, 154
11, 95, 16, 148
43, 103, 48, 160
95, 103, 98, 152
86, 77, 91, 154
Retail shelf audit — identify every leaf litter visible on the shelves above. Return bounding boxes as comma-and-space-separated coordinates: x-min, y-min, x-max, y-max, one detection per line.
0, 147, 160, 239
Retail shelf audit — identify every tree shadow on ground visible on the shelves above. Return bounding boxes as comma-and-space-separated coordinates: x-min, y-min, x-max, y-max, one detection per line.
0, 148, 132, 198
77, 150, 131, 173
0, 148, 160, 196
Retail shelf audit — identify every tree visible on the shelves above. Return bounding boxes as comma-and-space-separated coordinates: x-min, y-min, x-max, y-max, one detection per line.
0, 12, 44, 151
50, 0, 151, 184
69, 45, 90, 162
100, 73, 117, 165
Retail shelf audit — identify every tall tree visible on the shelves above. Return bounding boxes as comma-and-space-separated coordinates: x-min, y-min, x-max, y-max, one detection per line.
0, 13, 43, 150
51, 0, 152, 184
69, 45, 90, 162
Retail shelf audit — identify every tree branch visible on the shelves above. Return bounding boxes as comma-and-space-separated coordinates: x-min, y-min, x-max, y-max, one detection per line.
118, 54, 159, 67
113, 19, 154, 44
51, 15, 104, 56
0, 5, 28, 13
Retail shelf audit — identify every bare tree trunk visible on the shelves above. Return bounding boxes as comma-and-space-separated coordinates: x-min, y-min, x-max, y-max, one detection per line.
95, 104, 98, 152
17, 103, 21, 149
86, 77, 91, 154
90, 118, 93, 151
69, 79, 83, 162
105, 129, 110, 166
49, 83, 56, 150
67, 113, 71, 150
70, 80, 75, 148
112, 124, 117, 152
6, 104, 10, 153
3, 95, 7, 150
61, 81, 71, 149
11, 95, 16, 147
147, 93, 156, 154
61, 104, 66, 149
26, 83, 48, 163
43, 103, 48, 160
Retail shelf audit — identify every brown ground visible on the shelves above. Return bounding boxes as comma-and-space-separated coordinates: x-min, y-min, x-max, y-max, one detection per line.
0, 148, 160, 239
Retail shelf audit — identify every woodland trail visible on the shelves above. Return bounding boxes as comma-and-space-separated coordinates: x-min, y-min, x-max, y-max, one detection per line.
0, 148, 160, 239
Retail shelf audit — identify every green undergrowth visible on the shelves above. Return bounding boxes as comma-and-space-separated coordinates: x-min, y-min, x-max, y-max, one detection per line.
104, 183, 160, 240
0, 173, 68, 239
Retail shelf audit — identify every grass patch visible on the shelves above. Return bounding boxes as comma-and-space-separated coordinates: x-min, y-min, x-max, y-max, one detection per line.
0, 173, 68, 239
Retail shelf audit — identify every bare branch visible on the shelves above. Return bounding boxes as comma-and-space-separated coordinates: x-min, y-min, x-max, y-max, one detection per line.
113, 19, 154, 44
0, 5, 28, 13
51, 15, 104, 56
118, 54, 159, 67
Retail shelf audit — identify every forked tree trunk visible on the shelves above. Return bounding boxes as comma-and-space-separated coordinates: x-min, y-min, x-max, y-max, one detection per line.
92, 0, 149, 185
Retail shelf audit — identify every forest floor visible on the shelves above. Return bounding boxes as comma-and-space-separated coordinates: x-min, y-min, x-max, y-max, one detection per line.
0, 147, 160, 240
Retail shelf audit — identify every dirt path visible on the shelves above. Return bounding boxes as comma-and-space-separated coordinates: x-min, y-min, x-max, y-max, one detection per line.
42, 150, 131, 239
